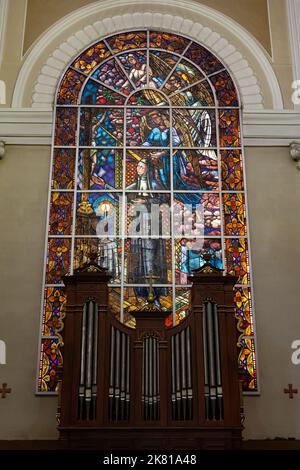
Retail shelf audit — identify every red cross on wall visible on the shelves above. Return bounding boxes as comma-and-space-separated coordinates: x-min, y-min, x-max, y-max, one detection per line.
0, 383, 11, 398
284, 384, 298, 399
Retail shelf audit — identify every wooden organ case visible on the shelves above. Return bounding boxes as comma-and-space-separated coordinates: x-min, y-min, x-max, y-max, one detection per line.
58, 260, 242, 450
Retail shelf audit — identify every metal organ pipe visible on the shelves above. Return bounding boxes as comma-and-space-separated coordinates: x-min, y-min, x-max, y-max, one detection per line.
153, 335, 157, 420
171, 326, 193, 421
213, 302, 223, 419
149, 336, 153, 419
108, 326, 131, 422
92, 302, 98, 420
114, 329, 121, 421
180, 330, 187, 420
142, 334, 160, 421
203, 300, 224, 421
175, 332, 181, 419
78, 300, 98, 421
109, 326, 115, 419
171, 336, 176, 419
78, 303, 87, 420
186, 327, 193, 419
125, 334, 130, 419
120, 331, 126, 420
202, 306, 210, 419
206, 301, 217, 420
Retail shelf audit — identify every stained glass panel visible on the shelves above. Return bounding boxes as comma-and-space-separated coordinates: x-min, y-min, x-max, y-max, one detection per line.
92, 58, 133, 95
49, 192, 73, 235
223, 193, 247, 236
81, 80, 126, 105
46, 238, 71, 284
54, 108, 77, 146
74, 238, 122, 282
225, 238, 250, 285
127, 89, 167, 106
238, 336, 257, 391
57, 69, 86, 105
126, 193, 171, 237
219, 109, 240, 147
173, 108, 216, 147
173, 150, 218, 190
78, 148, 123, 190
221, 149, 244, 191
40, 30, 257, 393
170, 80, 214, 107
162, 59, 203, 95
149, 51, 180, 88
124, 238, 172, 284
126, 108, 170, 146
174, 193, 221, 237
210, 70, 239, 107
80, 108, 124, 146
71, 41, 110, 73
185, 42, 224, 75
75, 192, 121, 236
42, 287, 66, 337
150, 31, 189, 53
126, 149, 170, 189
234, 286, 254, 336
38, 338, 63, 392
51, 148, 76, 189
107, 31, 147, 53
175, 287, 191, 321
175, 238, 223, 284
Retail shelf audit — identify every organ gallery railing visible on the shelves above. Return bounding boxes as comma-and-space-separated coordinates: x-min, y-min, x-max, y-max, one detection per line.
58, 259, 242, 449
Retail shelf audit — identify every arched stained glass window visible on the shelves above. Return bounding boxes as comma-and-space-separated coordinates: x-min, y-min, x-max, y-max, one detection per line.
38, 30, 257, 394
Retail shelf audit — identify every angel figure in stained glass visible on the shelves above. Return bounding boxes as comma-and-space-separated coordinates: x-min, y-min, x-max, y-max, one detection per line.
121, 54, 159, 89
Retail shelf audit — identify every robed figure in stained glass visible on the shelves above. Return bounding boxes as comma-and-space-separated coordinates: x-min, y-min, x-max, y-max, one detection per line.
126, 157, 168, 301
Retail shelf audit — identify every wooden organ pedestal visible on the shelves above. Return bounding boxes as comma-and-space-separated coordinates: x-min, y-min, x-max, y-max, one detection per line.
58, 261, 242, 450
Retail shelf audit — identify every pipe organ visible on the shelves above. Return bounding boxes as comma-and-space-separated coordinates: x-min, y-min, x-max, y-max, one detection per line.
59, 261, 242, 450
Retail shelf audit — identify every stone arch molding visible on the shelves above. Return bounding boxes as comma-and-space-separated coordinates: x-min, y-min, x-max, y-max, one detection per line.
12, 0, 283, 110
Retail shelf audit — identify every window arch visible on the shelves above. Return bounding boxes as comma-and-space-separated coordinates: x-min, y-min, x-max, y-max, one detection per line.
38, 30, 257, 394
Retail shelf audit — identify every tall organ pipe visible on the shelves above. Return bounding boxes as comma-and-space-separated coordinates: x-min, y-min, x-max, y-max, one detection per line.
149, 336, 153, 420
213, 302, 223, 419
109, 326, 115, 419
206, 301, 217, 419
108, 326, 131, 422
142, 334, 160, 421
125, 334, 130, 420
115, 328, 121, 421
180, 330, 187, 419
171, 327, 193, 421
186, 327, 193, 419
78, 303, 87, 419
120, 332, 126, 420
175, 333, 181, 419
171, 336, 176, 418
92, 303, 98, 420
85, 300, 95, 420
203, 300, 223, 421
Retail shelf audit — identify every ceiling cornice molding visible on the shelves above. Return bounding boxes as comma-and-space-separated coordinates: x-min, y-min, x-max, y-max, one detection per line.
11, 1, 283, 110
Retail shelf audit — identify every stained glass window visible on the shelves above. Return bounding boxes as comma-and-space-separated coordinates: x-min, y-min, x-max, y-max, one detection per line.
38, 30, 257, 393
